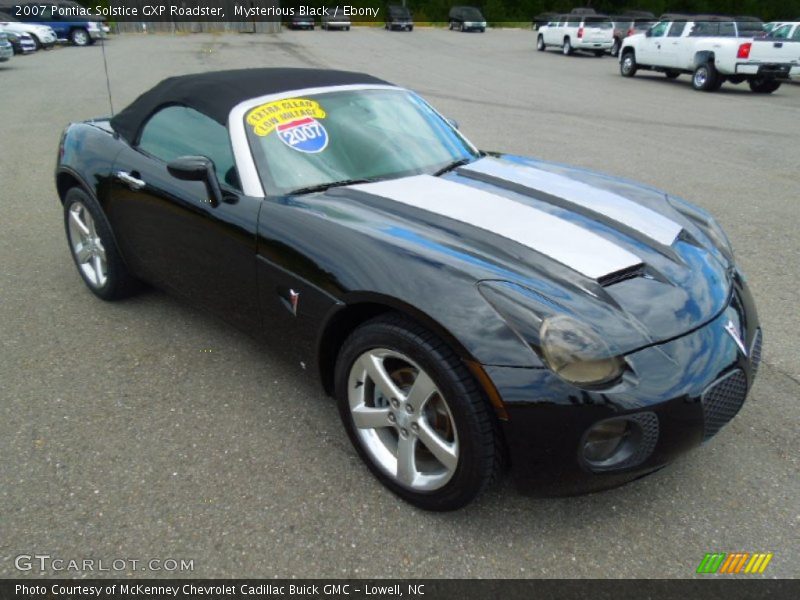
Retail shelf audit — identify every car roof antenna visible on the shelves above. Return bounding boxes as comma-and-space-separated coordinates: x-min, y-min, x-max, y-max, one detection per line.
100, 35, 114, 116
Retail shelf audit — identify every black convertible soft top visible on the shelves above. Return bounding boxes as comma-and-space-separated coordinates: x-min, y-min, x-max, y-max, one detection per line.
109, 68, 391, 143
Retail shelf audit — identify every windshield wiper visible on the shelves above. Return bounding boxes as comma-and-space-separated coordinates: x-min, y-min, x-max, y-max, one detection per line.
287, 178, 374, 196
432, 157, 476, 177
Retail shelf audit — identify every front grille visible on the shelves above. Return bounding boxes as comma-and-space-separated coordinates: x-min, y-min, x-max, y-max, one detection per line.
750, 328, 763, 379
701, 370, 747, 441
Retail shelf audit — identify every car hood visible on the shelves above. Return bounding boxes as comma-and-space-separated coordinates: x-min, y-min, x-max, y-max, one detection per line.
321, 155, 733, 356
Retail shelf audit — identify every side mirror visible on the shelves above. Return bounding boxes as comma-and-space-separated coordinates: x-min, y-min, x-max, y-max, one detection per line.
167, 155, 222, 207
447, 118, 460, 130
645, 29, 652, 37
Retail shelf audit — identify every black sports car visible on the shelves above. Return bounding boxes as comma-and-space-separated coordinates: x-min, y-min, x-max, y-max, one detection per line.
56, 69, 761, 510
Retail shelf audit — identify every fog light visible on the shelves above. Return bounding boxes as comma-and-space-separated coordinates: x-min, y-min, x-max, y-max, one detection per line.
582, 419, 630, 463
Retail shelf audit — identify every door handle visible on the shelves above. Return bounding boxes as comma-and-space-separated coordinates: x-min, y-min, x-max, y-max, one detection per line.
115, 171, 146, 190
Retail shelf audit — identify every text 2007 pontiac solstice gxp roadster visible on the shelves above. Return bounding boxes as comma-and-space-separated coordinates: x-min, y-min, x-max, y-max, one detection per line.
56, 69, 761, 510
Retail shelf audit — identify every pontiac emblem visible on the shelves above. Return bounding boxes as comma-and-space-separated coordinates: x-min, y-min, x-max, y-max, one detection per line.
289, 289, 300, 316
724, 320, 747, 357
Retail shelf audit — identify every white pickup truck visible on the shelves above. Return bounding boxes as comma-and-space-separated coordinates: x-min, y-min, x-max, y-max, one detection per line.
619, 16, 800, 93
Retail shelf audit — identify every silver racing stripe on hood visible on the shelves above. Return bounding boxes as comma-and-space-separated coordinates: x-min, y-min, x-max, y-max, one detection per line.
349, 175, 642, 281
460, 157, 683, 247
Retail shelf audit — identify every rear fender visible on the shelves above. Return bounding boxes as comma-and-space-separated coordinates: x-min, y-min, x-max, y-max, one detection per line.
693, 50, 715, 68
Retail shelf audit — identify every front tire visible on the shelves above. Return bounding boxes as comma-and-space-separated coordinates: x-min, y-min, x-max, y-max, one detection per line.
620, 50, 637, 77
610, 38, 620, 57
70, 27, 90, 46
536, 35, 545, 51
692, 62, 722, 91
749, 78, 781, 94
63, 187, 140, 301
562, 37, 573, 55
335, 314, 502, 511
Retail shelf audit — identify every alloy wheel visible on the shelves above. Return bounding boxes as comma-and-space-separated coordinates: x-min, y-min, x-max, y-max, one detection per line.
67, 201, 107, 288
347, 348, 459, 491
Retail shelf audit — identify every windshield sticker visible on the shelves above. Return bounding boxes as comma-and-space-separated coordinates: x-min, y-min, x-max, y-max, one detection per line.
246, 98, 326, 136
276, 117, 329, 154
247, 98, 329, 153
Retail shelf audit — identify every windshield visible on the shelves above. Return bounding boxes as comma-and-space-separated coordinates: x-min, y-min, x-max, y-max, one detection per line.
463, 8, 484, 20
390, 7, 411, 18
244, 88, 478, 196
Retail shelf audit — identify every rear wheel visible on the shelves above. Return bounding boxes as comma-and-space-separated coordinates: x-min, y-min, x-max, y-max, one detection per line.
692, 62, 721, 91
562, 37, 573, 55
536, 35, 545, 51
620, 51, 637, 77
335, 314, 502, 511
749, 78, 781, 94
610, 38, 620, 57
63, 187, 140, 301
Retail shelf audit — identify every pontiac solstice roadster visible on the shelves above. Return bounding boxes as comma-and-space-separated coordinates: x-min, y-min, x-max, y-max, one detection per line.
56, 68, 761, 510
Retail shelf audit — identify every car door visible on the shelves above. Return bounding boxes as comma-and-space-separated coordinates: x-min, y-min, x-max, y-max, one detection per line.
543, 18, 559, 45
663, 20, 687, 67
106, 105, 262, 331
637, 20, 669, 65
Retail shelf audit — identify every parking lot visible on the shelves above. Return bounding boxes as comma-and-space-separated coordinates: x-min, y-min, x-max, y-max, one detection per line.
1, 28, 798, 578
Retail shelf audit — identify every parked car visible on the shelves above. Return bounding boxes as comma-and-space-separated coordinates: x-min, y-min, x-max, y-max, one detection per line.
56, 68, 761, 509
768, 21, 800, 79
321, 6, 350, 30
2, 28, 35, 53
537, 14, 614, 56
385, 4, 413, 31
286, 13, 315, 30
0, 10, 56, 49
768, 21, 800, 40
609, 17, 656, 56
53, 0, 110, 34
0, 30, 13, 61
448, 6, 486, 32
763, 22, 785, 35
620, 16, 799, 93
7, 2, 104, 45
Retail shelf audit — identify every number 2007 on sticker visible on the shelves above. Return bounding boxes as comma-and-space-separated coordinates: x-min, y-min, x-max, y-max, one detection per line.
276, 117, 329, 153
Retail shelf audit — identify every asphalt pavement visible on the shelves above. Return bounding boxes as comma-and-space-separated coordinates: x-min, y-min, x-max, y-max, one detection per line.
0, 28, 798, 578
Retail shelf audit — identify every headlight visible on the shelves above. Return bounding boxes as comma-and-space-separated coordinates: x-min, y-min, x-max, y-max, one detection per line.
87, 22, 100, 31
540, 315, 624, 385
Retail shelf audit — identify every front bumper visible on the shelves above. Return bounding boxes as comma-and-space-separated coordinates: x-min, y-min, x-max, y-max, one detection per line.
487, 273, 761, 495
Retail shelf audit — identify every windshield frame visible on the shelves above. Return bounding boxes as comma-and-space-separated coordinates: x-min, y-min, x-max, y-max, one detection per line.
229, 84, 478, 198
